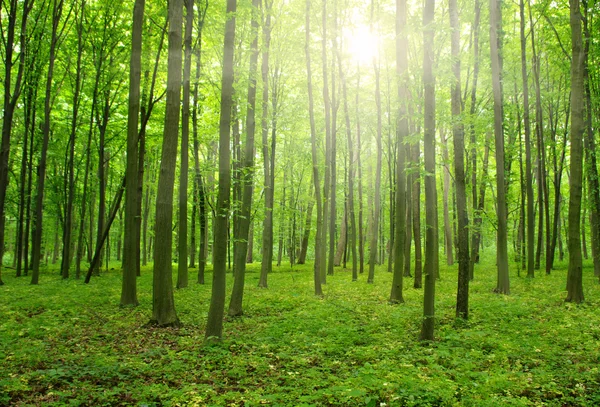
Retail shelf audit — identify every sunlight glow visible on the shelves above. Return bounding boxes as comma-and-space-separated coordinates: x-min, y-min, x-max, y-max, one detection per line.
344, 26, 379, 66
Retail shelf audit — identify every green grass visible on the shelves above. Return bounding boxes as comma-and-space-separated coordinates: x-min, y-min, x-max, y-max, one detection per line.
1, 255, 600, 406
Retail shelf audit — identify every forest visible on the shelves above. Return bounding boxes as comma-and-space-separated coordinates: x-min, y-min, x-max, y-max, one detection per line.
1, 0, 600, 405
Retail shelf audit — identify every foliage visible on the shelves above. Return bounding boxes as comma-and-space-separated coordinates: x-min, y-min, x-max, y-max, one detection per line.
2, 255, 600, 406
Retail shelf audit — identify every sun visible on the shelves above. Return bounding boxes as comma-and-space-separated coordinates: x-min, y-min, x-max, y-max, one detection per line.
344, 25, 379, 66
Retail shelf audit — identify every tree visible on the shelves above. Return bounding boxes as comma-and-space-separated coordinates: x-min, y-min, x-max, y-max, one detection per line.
31, 0, 66, 285
389, 0, 408, 304
565, 0, 584, 303
367, 1, 383, 285
0, 0, 32, 285
420, 0, 436, 341
177, 0, 195, 290
519, 0, 534, 279
205, 0, 236, 341
305, 0, 323, 297
259, 0, 274, 288
151, 0, 183, 326
490, 0, 510, 295
121, 0, 145, 306
450, 0, 470, 319
229, 0, 260, 316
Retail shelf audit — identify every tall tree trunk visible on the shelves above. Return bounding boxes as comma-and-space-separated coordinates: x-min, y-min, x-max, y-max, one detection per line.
151, 0, 183, 326
356, 70, 365, 276
368, 29, 383, 285
337, 42, 358, 281
176, 0, 194, 289
412, 140, 423, 288
566, 0, 584, 303
390, 0, 407, 304
420, 0, 437, 341
259, 0, 273, 288
468, 0, 481, 281
327, 1, 338, 277
403, 142, 413, 278
192, 0, 208, 281
0, 0, 31, 285
61, 0, 85, 280
305, 0, 323, 296
93, 93, 110, 276
31, 0, 64, 285
206, 0, 236, 339
229, 0, 260, 316
450, 0, 470, 319
122, 0, 145, 306
581, 3, 600, 278
519, 0, 535, 278
490, 0, 510, 294
320, 0, 331, 285
548, 109, 568, 273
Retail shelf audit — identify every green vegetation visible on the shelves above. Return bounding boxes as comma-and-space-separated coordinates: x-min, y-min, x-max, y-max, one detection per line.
2, 257, 600, 406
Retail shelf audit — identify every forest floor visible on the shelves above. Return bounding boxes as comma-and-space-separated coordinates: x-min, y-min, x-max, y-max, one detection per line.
1, 254, 600, 406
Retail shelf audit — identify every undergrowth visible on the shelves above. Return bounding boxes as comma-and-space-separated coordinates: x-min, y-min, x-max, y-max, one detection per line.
1, 255, 599, 406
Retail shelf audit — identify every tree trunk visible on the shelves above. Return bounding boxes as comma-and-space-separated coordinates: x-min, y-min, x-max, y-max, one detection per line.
229, 0, 260, 317
565, 0, 584, 303
259, 0, 273, 288
61, 0, 85, 280
333, 204, 347, 267
490, 0, 510, 295
327, 2, 338, 278
205, 0, 236, 340
297, 186, 314, 265
320, 0, 331, 285
450, 0, 470, 319
192, 0, 208, 280
581, 6, 600, 278
390, 0, 408, 304
122, 0, 145, 306
367, 40, 383, 285
151, 0, 183, 327
420, 0, 437, 341
441, 130, 454, 266
31, 0, 64, 285
305, 0, 323, 296
0, 0, 31, 285
403, 142, 413, 279
468, 0, 481, 281
176, 0, 194, 289
519, 0, 535, 279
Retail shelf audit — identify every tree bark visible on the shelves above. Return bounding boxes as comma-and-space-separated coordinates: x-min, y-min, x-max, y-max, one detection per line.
390, 0, 408, 304
61, 0, 85, 280
468, 0, 481, 281
259, 0, 273, 288
441, 131, 454, 266
151, 0, 183, 327
305, 0, 323, 296
566, 0, 585, 303
205, 0, 236, 340
176, 0, 194, 289
229, 0, 260, 316
31, 0, 64, 285
420, 0, 437, 341
490, 0, 510, 295
122, 0, 145, 306
519, 0, 535, 279
450, 0, 470, 319
368, 30, 383, 285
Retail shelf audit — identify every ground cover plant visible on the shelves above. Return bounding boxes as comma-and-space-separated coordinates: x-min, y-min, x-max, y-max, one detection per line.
2, 256, 600, 406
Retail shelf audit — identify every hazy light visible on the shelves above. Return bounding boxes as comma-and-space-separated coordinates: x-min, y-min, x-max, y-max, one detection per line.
344, 25, 379, 66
